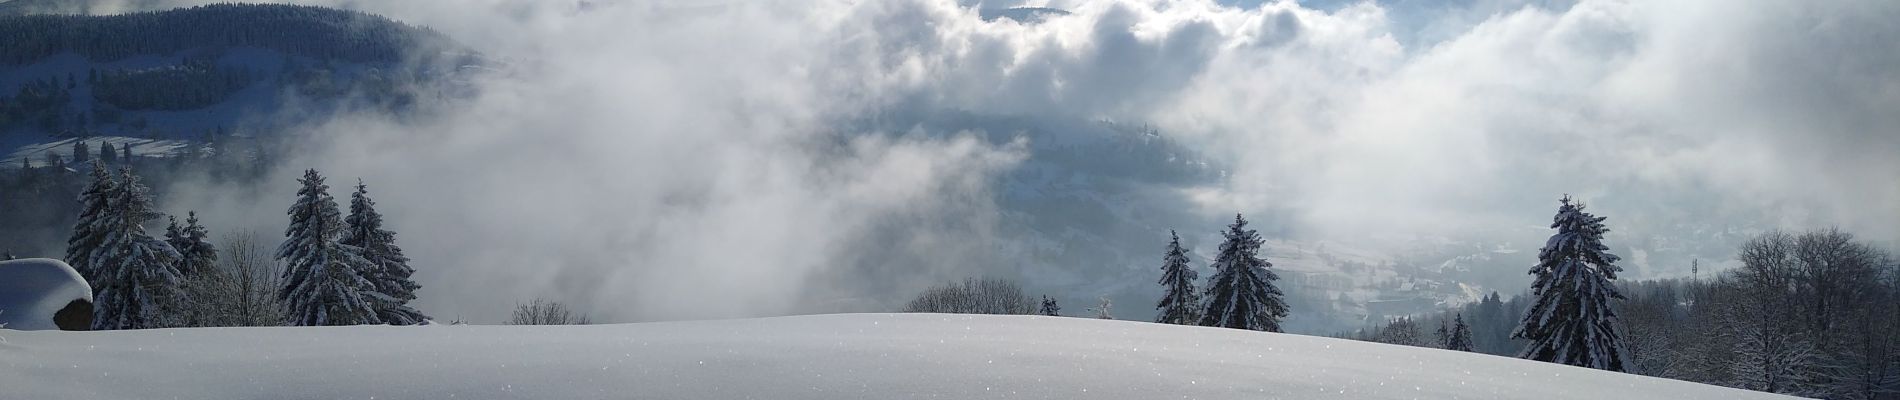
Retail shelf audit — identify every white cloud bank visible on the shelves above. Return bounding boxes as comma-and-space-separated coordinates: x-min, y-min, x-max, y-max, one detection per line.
138, 0, 1900, 322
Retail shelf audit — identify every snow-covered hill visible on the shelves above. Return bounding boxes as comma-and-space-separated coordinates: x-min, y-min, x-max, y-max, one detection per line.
0, 314, 1793, 399
0, 4, 481, 168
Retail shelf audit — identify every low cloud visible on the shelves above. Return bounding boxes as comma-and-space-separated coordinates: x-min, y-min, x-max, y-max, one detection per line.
136, 0, 1899, 321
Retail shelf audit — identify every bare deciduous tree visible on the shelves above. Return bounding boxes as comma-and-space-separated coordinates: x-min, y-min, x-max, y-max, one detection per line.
902, 277, 1037, 315
179, 230, 284, 327
509, 298, 591, 325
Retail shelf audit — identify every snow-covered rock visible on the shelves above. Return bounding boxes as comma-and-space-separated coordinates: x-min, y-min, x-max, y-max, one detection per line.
0, 313, 1793, 399
0, 258, 92, 331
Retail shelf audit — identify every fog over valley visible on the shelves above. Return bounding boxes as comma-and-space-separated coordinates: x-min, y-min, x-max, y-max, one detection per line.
1, 0, 1895, 333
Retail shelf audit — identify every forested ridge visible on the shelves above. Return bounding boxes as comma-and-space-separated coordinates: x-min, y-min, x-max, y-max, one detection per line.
0, 3, 454, 65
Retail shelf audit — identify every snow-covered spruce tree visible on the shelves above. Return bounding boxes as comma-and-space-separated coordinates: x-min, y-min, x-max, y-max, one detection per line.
164, 212, 218, 277
1093, 296, 1114, 319
1154, 230, 1200, 325
276, 169, 380, 326
1435, 318, 1452, 348
66, 161, 117, 282
1449, 313, 1475, 352
1512, 196, 1630, 372
1197, 213, 1289, 332
341, 179, 427, 325
1040, 296, 1060, 316
90, 168, 185, 330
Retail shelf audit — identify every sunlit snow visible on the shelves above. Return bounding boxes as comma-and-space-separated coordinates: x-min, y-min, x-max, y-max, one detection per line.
0, 313, 1796, 399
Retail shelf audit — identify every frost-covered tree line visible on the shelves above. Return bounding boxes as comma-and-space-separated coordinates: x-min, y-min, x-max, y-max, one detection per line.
58, 163, 428, 328
1375, 200, 1900, 398
1351, 304, 1502, 352
895, 194, 1894, 398
1605, 229, 1900, 399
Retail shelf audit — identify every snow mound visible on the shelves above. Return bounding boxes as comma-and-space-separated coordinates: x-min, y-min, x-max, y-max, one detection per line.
0, 258, 91, 331
0, 314, 1793, 399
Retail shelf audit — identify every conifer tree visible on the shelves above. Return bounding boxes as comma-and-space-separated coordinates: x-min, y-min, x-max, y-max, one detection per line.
1040, 296, 1060, 316
1436, 318, 1452, 348
1512, 196, 1630, 371
66, 161, 117, 282
121, 143, 132, 163
164, 212, 217, 277
90, 168, 185, 330
1475, 292, 1508, 353
166, 215, 181, 243
1449, 313, 1475, 352
1197, 214, 1289, 332
276, 169, 380, 326
100, 142, 117, 164
1155, 230, 1200, 325
72, 141, 90, 165
341, 179, 427, 325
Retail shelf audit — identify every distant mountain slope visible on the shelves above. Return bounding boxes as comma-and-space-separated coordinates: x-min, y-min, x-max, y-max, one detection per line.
0, 0, 132, 16
840, 112, 1509, 333
0, 3, 455, 65
0, 314, 1795, 399
0, 3, 480, 160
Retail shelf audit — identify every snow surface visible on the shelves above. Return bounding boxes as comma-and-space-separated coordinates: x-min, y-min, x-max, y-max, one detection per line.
0, 258, 91, 331
0, 313, 1794, 399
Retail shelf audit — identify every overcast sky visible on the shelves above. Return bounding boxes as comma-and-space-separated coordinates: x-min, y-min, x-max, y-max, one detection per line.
100, 0, 1899, 323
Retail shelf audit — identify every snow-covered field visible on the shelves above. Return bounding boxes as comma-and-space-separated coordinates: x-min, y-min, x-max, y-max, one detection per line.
0, 314, 1791, 399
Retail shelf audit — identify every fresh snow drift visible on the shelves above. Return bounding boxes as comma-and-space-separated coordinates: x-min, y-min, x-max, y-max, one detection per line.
0, 258, 91, 331
0, 314, 1795, 399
